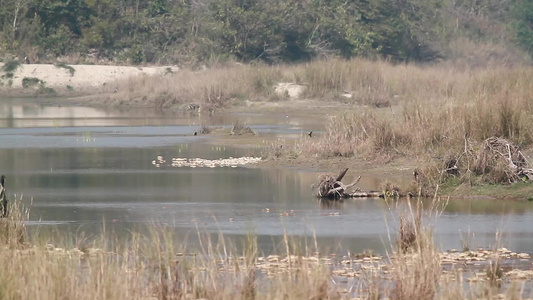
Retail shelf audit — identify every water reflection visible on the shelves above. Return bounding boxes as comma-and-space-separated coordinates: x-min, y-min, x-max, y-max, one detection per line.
0, 98, 326, 131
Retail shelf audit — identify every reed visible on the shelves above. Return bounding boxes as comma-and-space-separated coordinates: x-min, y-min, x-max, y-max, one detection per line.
388, 198, 446, 300
0, 196, 29, 247
0, 196, 530, 299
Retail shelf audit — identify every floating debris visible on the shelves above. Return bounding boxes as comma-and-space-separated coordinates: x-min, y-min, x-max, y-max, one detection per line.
151, 156, 262, 168
439, 247, 531, 264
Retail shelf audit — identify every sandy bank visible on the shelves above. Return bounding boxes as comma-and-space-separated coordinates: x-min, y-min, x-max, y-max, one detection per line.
0, 63, 178, 93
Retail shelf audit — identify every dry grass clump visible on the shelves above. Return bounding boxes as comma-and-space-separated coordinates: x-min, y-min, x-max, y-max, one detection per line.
0, 196, 29, 247
230, 121, 256, 136
472, 137, 532, 183
415, 136, 533, 193
297, 109, 412, 158
400, 136, 533, 197
389, 199, 445, 300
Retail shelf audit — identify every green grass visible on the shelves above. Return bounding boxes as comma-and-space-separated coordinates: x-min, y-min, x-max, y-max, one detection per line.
54, 62, 76, 76
440, 181, 533, 200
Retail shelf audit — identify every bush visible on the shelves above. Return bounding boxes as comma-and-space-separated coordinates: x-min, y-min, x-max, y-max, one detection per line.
22, 77, 44, 89
37, 86, 57, 96
1, 59, 21, 73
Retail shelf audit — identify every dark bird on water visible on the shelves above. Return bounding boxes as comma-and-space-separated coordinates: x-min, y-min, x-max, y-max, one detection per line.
194, 131, 198, 136
0, 175, 7, 217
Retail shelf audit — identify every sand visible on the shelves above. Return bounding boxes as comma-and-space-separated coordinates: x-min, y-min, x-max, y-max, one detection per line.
0, 63, 178, 92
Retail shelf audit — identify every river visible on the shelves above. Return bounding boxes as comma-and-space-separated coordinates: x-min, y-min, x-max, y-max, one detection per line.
0, 98, 532, 255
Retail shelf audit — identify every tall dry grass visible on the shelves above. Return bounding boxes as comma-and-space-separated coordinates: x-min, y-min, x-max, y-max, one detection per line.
388, 198, 446, 300
293, 58, 466, 104
103, 64, 286, 112
295, 63, 533, 161
1, 196, 531, 299
102, 57, 474, 110
103, 58, 533, 152
0, 200, 343, 300
0, 196, 29, 247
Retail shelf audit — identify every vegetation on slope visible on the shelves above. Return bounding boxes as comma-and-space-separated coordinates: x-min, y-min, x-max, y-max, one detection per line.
0, 0, 531, 65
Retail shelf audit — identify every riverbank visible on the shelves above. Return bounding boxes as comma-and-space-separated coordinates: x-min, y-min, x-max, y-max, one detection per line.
0, 62, 178, 97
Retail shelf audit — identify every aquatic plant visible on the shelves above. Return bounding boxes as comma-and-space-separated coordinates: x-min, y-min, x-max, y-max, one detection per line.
80, 131, 94, 143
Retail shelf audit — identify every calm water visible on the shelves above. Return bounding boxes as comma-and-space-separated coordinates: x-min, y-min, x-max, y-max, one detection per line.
1, 99, 533, 255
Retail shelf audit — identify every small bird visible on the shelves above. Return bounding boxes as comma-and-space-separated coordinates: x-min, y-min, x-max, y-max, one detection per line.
194, 131, 198, 136
308, 130, 313, 137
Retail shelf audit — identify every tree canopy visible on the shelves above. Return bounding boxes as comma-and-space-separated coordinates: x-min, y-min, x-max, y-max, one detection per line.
0, 0, 530, 65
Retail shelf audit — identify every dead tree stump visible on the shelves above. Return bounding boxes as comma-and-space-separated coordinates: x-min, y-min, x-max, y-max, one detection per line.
314, 168, 366, 199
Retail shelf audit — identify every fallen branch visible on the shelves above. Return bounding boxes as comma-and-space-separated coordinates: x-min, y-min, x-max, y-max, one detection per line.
314, 169, 384, 199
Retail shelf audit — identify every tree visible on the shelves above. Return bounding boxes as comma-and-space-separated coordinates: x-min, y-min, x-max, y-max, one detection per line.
511, 0, 533, 55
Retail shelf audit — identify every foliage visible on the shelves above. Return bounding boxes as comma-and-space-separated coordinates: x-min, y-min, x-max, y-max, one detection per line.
511, 0, 533, 56
0, 0, 531, 64
0, 59, 21, 73
21, 77, 43, 88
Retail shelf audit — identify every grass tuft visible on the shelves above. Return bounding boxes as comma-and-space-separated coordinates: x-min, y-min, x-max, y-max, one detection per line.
0, 196, 29, 247
54, 62, 76, 76
390, 198, 445, 300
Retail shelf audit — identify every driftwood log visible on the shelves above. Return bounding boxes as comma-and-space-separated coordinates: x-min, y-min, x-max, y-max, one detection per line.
314, 168, 383, 199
